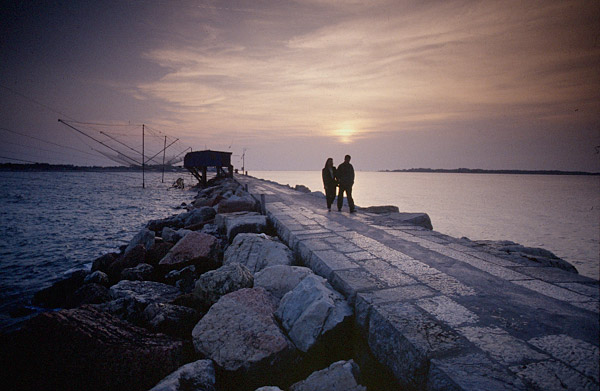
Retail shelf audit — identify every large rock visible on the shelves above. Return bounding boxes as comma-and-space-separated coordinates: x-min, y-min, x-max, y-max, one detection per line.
84, 270, 109, 286
216, 195, 258, 214
165, 265, 200, 293
192, 288, 295, 389
143, 302, 201, 338
289, 360, 366, 391
91, 252, 118, 273
254, 265, 313, 300
159, 231, 220, 272
275, 274, 353, 353
224, 233, 294, 273
106, 280, 181, 324
217, 212, 269, 242
149, 359, 216, 391
31, 269, 89, 308
0, 305, 189, 391
193, 263, 254, 309
145, 241, 174, 266
125, 228, 155, 255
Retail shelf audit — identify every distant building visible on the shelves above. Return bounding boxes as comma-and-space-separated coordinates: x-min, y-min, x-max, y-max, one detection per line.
184, 150, 233, 184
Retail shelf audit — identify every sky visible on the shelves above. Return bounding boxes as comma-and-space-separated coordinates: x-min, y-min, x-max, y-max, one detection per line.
1, 0, 599, 171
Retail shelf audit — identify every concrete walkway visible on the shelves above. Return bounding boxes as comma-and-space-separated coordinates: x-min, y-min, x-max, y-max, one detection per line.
235, 175, 599, 391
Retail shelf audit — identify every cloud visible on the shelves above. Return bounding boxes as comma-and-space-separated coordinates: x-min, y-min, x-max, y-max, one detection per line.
132, 0, 600, 153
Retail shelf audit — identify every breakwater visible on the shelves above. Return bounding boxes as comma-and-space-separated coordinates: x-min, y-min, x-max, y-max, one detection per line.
1, 174, 598, 391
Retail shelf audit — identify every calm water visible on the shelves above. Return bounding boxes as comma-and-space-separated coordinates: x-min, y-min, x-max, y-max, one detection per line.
252, 171, 599, 280
0, 171, 196, 331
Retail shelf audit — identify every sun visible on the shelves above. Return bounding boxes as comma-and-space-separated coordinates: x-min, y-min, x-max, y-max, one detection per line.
335, 128, 355, 144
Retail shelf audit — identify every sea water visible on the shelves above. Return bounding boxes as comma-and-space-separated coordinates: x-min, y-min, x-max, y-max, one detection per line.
0, 170, 195, 331
252, 171, 599, 281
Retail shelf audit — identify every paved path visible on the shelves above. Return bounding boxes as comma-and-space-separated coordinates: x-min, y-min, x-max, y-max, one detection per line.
236, 175, 599, 391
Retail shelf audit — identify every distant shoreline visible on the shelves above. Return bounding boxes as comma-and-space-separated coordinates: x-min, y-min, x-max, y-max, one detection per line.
380, 168, 600, 176
1, 163, 598, 175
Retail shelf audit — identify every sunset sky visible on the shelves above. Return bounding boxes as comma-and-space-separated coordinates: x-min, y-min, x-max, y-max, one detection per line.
1, 0, 599, 171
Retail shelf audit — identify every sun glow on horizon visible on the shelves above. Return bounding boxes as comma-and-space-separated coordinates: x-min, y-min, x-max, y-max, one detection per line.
335, 128, 356, 144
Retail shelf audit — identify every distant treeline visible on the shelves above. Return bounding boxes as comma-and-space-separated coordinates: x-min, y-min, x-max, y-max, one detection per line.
0, 163, 186, 172
381, 168, 599, 175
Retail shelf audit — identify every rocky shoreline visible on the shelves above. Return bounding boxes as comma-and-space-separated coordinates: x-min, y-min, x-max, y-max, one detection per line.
0, 175, 583, 391
0, 176, 370, 391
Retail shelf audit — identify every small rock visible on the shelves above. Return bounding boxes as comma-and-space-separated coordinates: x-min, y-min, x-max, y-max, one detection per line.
108, 244, 146, 281
66, 283, 110, 308
216, 195, 258, 214
165, 265, 199, 293
84, 270, 110, 286
121, 263, 154, 281
149, 359, 216, 391
125, 228, 155, 255
91, 252, 118, 273
289, 360, 366, 391
184, 206, 216, 227
143, 302, 201, 338
145, 242, 174, 266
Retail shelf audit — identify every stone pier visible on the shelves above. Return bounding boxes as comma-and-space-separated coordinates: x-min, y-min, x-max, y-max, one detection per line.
235, 174, 599, 391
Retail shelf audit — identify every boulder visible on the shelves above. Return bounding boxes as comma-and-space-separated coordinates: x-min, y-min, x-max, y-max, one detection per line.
147, 214, 183, 232
161, 227, 180, 243
91, 252, 118, 273
275, 274, 353, 353
145, 242, 174, 266
289, 360, 366, 391
294, 184, 311, 193
121, 263, 154, 281
84, 270, 109, 286
224, 233, 293, 273
360, 205, 399, 214
149, 359, 216, 391
193, 263, 254, 309
32, 269, 89, 308
65, 283, 110, 308
106, 280, 181, 324
159, 231, 220, 272
255, 388, 284, 391
143, 302, 201, 338
0, 305, 189, 391
125, 228, 155, 255
254, 265, 313, 300
184, 206, 216, 227
216, 195, 258, 214
192, 288, 295, 389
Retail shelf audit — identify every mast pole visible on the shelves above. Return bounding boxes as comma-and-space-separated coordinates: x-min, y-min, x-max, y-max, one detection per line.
162, 135, 166, 183
142, 124, 145, 189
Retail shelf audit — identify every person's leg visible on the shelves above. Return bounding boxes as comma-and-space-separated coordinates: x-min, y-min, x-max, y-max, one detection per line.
337, 186, 344, 211
325, 187, 334, 210
347, 186, 355, 212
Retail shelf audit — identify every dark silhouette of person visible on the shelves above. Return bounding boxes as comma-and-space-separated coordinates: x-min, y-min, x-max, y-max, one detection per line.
322, 157, 338, 211
336, 154, 355, 212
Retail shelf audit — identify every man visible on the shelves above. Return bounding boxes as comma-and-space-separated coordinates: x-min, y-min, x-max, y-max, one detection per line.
336, 154, 355, 213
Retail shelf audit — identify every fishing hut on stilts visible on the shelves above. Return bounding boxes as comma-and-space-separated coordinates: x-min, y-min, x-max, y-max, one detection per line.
184, 150, 233, 185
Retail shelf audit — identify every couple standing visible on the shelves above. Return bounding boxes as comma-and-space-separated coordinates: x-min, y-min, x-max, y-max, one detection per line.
322, 154, 355, 213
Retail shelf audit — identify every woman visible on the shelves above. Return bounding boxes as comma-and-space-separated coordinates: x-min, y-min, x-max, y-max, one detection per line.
322, 157, 338, 211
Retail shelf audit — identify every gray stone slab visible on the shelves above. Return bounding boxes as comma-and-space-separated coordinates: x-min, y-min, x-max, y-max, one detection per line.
512, 266, 595, 284
330, 268, 387, 302
307, 250, 359, 280
529, 334, 599, 383
457, 326, 548, 365
556, 282, 600, 299
413, 272, 477, 297
301, 239, 332, 251
367, 302, 465, 388
362, 259, 417, 287
428, 353, 527, 391
346, 251, 377, 261
510, 360, 598, 391
417, 296, 479, 328
512, 279, 594, 303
